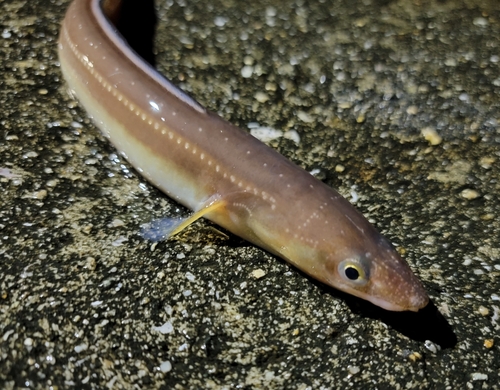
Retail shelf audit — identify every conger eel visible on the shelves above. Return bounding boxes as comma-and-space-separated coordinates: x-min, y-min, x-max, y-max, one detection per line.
58, 0, 429, 311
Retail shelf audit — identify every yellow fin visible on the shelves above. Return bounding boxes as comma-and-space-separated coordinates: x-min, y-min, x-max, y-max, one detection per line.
141, 196, 226, 242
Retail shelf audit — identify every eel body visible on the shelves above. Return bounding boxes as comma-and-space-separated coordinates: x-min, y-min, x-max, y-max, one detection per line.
58, 0, 429, 311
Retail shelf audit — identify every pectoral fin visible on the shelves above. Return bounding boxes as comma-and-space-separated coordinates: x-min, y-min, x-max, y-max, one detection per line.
141, 195, 227, 242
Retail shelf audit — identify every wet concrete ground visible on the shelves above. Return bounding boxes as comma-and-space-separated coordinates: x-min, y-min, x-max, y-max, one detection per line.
1, 0, 499, 388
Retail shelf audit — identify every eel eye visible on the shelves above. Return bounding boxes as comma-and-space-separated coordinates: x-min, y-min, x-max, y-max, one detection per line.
345, 265, 360, 280
338, 259, 369, 286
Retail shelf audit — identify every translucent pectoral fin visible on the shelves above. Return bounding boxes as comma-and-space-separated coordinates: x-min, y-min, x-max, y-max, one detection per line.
141, 195, 227, 242
140, 217, 187, 242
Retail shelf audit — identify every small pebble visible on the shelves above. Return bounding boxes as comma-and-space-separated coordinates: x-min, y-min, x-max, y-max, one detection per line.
424, 340, 441, 353
243, 56, 254, 66
460, 189, 480, 200
406, 105, 418, 115
108, 218, 125, 228
86, 257, 97, 271
254, 92, 269, 103
478, 306, 489, 316
408, 352, 422, 362
74, 344, 88, 353
241, 65, 253, 78
483, 339, 494, 349
152, 321, 174, 334
265, 82, 277, 91
252, 269, 266, 279
471, 373, 488, 381
479, 156, 495, 169
421, 127, 442, 145
283, 130, 300, 144
297, 111, 314, 123
159, 361, 172, 373
32, 190, 47, 200
473, 17, 488, 27
250, 127, 283, 143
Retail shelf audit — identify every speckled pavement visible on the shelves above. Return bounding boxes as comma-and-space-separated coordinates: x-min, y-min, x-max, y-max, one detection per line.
1, 0, 499, 388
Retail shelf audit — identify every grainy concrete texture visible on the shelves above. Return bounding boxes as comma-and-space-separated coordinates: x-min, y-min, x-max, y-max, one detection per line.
1, 0, 499, 388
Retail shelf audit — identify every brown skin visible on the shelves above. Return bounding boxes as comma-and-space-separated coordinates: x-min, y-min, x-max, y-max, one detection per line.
58, 0, 429, 311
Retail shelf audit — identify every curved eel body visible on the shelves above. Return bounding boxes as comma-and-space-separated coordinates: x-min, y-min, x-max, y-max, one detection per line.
58, 0, 429, 311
